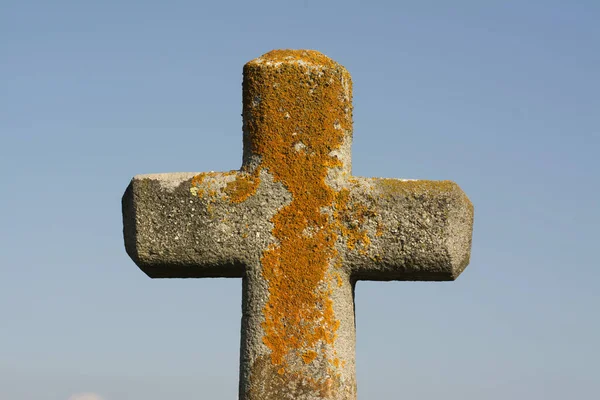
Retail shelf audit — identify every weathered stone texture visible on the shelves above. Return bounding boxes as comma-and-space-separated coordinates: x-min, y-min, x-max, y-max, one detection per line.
122, 49, 474, 400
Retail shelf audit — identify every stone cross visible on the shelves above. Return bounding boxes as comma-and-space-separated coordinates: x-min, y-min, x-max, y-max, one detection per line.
122, 49, 474, 400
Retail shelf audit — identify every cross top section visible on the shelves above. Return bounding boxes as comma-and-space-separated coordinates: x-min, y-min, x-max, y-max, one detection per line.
242, 49, 353, 177
123, 49, 474, 400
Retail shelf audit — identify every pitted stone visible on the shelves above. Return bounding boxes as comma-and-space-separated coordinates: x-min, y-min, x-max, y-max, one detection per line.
122, 49, 474, 400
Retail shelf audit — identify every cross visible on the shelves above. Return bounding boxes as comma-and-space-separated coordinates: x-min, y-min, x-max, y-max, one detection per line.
122, 49, 474, 400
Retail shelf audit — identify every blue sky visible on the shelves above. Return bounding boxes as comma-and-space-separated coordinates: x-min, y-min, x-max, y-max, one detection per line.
1, 1, 598, 399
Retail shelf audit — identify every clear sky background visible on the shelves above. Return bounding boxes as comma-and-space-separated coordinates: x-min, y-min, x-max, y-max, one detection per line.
1, 1, 598, 399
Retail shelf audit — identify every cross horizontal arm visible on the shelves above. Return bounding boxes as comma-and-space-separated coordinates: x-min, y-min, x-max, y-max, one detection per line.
340, 178, 474, 281
122, 170, 288, 278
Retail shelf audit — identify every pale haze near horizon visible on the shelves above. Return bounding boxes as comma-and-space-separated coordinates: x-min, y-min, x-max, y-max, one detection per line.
1, 1, 598, 399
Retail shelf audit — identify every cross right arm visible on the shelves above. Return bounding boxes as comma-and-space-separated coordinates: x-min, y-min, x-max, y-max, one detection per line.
341, 178, 474, 281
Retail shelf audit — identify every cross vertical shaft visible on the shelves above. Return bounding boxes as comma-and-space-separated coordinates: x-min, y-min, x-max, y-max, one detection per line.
239, 51, 357, 398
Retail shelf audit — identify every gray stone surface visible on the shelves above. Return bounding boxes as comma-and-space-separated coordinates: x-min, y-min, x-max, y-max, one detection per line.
122, 49, 474, 399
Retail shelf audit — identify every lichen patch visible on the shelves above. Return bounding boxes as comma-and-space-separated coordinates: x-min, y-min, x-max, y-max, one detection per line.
190, 170, 261, 204
244, 50, 356, 384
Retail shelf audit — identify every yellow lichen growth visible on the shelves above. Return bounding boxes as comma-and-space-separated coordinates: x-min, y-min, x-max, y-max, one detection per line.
334, 188, 374, 255
319, 377, 334, 398
329, 271, 344, 288
193, 51, 378, 395
375, 221, 385, 237
244, 50, 353, 370
190, 170, 260, 204
190, 172, 208, 197
224, 171, 261, 203
302, 350, 318, 364
248, 355, 354, 399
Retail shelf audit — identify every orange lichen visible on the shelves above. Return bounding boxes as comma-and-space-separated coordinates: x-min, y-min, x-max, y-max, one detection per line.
375, 221, 385, 237
190, 170, 260, 204
224, 171, 261, 203
334, 188, 373, 255
248, 355, 354, 400
302, 350, 318, 364
190, 172, 208, 197
244, 50, 353, 373
191, 50, 376, 396
330, 271, 344, 288
319, 377, 335, 398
